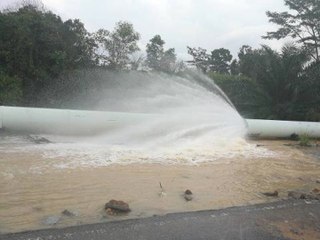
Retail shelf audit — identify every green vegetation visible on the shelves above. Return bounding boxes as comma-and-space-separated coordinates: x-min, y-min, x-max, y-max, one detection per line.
299, 134, 311, 147
146, 35, 176, 72
0, 0, 319, 121
188, 0, 320, 121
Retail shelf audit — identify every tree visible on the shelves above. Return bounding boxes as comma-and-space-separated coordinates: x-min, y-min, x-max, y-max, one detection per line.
160, 48, 177, 72
63, 19, 97, 68
186, 47, 210, 72
146, 35, 165, 70
145, 35, 176, 72
230, 59, 240, 75
187, 47, 233, 73
238, 45, 260, 78
236, 44, 312, 120
95, 21, 140, 70
263, 0, 320, 62
209, 48, 233, 73
0, 3, 97, 105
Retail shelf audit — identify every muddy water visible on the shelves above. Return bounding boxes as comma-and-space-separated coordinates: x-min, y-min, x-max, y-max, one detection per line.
1, 139, 320, 233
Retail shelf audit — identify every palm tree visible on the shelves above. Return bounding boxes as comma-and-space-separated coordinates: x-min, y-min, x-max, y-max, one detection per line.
240, 44, 310, 120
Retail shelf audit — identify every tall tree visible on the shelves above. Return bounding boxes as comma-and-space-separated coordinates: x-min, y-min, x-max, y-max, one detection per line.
209, 48, 233, 73
237, 44, 312, 120
230, 59, 240, 75
146, 35, 165, 70
63, 19, 97, 68
94, 21, 140, 70
146, 35, 176, 72
263, 0, 320, 62
0, 3, 97, 105
186, 47, 210, 72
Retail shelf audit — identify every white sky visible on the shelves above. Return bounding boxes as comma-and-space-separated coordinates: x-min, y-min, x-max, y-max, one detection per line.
0, 0, 289, 60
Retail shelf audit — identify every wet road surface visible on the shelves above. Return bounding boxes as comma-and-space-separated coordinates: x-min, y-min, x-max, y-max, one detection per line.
2, 200, 320, 240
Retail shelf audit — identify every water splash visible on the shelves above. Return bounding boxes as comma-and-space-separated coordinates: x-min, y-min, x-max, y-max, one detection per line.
88, 70, 247, 147
1, 70, 272, 168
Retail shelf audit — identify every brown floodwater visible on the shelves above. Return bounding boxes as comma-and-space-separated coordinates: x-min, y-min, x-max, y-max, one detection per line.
0, 138, 320, 234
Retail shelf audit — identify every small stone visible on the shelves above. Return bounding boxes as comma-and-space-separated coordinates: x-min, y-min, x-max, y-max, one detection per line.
316, 179, 320, 184
105, 200, 130, 213
262, 191, 278, 197
61, 209, 75, 217
185, 189, 192, 195
311, 188, 320, 193
184, 189, 193, 201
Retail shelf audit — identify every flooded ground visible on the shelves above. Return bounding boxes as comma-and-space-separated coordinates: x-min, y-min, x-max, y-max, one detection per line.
0, 135, 320, 234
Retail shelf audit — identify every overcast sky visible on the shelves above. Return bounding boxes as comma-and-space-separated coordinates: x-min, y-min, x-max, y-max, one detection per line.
0, 0, 289, 60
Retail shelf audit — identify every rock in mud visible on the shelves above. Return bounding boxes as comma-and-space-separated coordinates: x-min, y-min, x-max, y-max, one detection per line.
262, 191, 278, 197
105, 200, 131, 215
184, 189, 193, 201
316, 179, 320, 184
61, 209, 75, 217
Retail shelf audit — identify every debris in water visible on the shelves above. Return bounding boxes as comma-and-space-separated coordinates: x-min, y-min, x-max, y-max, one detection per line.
184, 189, 193, 201
61, 209, 75, 217
158, 182, 166, 197
262, 191, 279, 197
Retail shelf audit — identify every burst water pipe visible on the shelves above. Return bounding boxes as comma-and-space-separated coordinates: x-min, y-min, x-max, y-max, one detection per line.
0, 106, 320, 138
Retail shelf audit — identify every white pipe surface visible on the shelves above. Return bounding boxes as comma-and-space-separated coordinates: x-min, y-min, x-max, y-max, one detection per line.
246, 119, 320, 138
0, 106, 156, 135
1, 106, 320, 138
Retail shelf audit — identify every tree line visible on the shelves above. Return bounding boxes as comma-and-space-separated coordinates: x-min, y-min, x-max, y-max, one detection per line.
0, 0, 319, 121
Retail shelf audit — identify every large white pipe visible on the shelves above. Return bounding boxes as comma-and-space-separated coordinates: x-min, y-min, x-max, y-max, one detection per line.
246, 119, 320, 138
0, 106, 156, 135
0, 106, 319, 138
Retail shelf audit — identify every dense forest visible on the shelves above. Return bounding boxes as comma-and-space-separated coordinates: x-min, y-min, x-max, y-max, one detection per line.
0, 0, 319, 121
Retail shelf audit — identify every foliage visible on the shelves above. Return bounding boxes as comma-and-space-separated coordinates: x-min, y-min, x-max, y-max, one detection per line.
187, 47, 233, 73
186, 47, 210, 72
0, 3, 96, 105
299, 134, 311, 146
208, 72, 267, 118
146, 35, 176, 72
0, 72, 22, 105
94, 21, 140, 70
263, 0, 320, 62
217, 44, 320, 121
209, 48, 233, 73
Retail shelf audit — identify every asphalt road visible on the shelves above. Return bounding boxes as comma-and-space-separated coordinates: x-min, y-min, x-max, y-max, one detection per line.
2, 200, 320, 240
